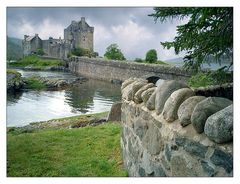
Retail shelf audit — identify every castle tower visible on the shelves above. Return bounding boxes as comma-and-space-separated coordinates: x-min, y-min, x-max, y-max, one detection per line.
64, 17, 94, 51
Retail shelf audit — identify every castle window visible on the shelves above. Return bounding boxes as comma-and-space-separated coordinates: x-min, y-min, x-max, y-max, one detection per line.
83, 36, 86, 41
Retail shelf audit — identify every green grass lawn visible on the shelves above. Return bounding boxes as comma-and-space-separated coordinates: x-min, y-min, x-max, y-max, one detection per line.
7, 122, 128, 177
9, 55, 64, 69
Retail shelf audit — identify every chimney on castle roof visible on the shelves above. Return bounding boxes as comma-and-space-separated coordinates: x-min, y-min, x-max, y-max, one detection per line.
80, 17, 86, 27
81, 17, 85, 22
35, 33, 38, 37
24, 35, 28, 40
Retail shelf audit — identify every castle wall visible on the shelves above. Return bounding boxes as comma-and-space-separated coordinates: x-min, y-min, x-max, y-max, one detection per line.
68, 57, 193, 82
120, 78, 233, 177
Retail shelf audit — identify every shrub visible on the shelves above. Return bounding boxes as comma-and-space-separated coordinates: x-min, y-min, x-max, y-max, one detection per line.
145, 49, 158, 63
36, 48, 45, 56
25, 76, 46, 90
188, 68, 233, 87
104, 44, 126, 60
71, 47, 93, 57
134, 58, 143, 63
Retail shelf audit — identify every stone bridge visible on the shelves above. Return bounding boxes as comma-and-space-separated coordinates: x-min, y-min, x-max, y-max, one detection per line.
68, 57, 193, 82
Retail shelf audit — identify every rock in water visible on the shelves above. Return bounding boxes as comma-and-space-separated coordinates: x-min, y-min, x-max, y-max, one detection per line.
191, 97, 232, 133
204, 105, 233, 143
134, 83, 155, 104
107, 102, 122, 122
178, 96, 206, 127
155, 80, 188, 115
162, 88, 195, 122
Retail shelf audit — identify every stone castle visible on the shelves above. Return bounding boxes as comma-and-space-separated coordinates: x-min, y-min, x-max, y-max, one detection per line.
22, 17, 94, 58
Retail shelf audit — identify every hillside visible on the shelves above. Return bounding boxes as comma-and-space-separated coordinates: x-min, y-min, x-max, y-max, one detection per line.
7, 36, 23, 60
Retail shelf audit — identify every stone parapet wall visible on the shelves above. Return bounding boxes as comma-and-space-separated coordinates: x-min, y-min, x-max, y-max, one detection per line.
121, 78, 233, 177
68, 57, 193, 82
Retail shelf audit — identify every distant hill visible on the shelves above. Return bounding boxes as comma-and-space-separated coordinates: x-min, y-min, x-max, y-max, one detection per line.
7, 36, 23, 60
164, 56, 232, 70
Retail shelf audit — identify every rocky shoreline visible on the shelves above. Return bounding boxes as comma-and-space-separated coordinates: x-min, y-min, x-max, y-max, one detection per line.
7, 69, 88, 92
7, 112, 109, 134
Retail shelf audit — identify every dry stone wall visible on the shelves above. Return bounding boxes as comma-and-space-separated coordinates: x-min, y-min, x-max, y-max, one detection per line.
121, 78, 233, 177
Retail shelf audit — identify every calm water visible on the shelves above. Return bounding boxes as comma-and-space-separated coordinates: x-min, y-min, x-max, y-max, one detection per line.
7, 70, 121, 127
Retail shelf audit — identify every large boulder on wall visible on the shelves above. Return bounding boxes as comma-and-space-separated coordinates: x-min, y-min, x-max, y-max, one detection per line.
204, 104, 233, 143
121, 77, 136, 91
122, 79, 148, 101
155, 80, 188, 115
134, 83, 155, 104
162, 88, 195, 122
146, 90, 157, 110
191, 97, 232, 133
141, 87, 156, 104
177, 96, 206, 127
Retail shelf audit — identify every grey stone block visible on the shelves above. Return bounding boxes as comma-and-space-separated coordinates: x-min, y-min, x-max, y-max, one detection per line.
204, 105, 233, 143
191, 97, 232, 133
210, 149, 233, 173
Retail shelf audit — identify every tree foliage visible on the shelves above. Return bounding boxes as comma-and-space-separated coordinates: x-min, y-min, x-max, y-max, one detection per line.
36, 48, 45, 56
104, 44, 126, 60
71, 47, 93, 57
149, 7, 233, 71
145, 49, 158, 63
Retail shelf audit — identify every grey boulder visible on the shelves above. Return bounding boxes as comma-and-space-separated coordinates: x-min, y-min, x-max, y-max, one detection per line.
146, 91, 157, 110
121, 77, 135, 91
107, 102, 122, 122
191, 97, 232, 133
155, 80, 188, 115
162, 88, 195, 122
134, 83, 155, 104
122, 80, 147, 101
204, 105, 233, 143
141, 87, 156, 103
178, 96, 206, 127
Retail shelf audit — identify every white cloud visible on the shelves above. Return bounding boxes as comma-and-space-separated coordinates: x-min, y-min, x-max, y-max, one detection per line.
9, 18, 64, 40
7, 11, 187, 60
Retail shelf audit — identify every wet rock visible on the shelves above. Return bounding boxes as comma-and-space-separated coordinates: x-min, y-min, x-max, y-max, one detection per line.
7, 70, 24, 91
162, 88, 195, 122
145, 91, 156, 110
178, 96, 206, 127
155, 80, 188, 115
141, 87, 156, 103
191, 97, 232, 133
134, 83, 155, 104
204, 105, 233, 143
111, 79, 122, 85
107, 102, 122, 122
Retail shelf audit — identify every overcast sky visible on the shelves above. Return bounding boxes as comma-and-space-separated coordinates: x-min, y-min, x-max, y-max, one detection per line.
7, 7, 186, 60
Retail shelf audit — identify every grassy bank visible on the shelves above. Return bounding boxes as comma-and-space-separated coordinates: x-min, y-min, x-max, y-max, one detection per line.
7, 113, 128, 177
8, 55, 64, 69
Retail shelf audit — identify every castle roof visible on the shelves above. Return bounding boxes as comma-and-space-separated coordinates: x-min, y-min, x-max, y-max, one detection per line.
26, 36, 35, 41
